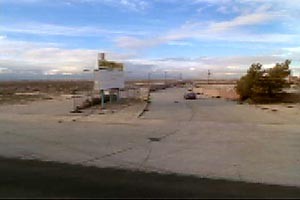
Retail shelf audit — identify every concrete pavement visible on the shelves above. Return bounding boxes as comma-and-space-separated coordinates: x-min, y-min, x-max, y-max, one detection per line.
0, 88, 300, 187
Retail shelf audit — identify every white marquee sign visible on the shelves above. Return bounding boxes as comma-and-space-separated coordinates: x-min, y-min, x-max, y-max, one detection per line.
94, 70, 125, 90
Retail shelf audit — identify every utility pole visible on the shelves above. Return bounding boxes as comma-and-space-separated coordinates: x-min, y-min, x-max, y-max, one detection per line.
164, 71, 167, 85
207, 70, 211, 85
148, 72, 151, 89
93, 69, 104, 109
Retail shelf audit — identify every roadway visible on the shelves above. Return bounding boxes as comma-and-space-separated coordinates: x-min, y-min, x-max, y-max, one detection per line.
0, 87, 300, 187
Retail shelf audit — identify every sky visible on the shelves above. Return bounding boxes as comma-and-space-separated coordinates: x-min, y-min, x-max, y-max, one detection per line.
1, 0, 300, 80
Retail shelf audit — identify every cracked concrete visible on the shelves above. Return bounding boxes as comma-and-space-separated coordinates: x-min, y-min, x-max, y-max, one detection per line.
0, 88, 300, 187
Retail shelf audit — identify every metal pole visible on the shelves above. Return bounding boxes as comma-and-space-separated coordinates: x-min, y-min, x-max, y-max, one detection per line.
109, 89, 113, 104
117, 89, 120, 101
73, 96, 76, 111
89, 70, 94, 112
208, 70, 211, 85
100, 89, 105, 109
148, 72, 151, 89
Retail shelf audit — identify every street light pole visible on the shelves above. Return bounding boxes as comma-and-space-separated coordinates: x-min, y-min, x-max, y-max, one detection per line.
207, 70, 211, 85
94, 69, 104, 109
164, 71, 167, 85
148, 72, 151, 89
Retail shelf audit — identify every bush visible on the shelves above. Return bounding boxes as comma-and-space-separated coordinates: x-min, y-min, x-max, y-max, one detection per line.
236, 60, 291, 102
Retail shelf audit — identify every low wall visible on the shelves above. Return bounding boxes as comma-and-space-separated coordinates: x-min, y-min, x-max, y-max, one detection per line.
120, 87, 149, 101
194, 85, 240, 100
72, 87, 150, 111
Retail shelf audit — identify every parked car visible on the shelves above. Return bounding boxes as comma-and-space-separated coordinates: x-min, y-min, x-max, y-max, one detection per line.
184, 92, 197, 100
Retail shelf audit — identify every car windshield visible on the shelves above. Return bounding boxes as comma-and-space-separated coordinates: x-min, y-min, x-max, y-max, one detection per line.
1, 1, 300, 199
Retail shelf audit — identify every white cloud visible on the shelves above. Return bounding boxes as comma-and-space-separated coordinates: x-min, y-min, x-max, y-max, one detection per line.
0, 0, 149, 11
279, 47, 300, 62
115, 36, 161, 49
1, 37, 299, 79
1, 0, 300, 78
0, 67, 11, 74
191, 0, 300, 15
115, 11, 290, 49
85, 0, 149, 11
0, 22, 146, 37
283, 47, 300, 53
0, 37, 134, 75
127, 52, 300, 78
167, 41, 193, 46
209, 12, 278, 32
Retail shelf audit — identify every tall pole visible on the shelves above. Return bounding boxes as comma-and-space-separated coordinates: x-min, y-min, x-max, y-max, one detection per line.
207, 70, 211, 85
90, 70, 94, 110
180, 73, 182, 81
148, 72, 151, 89
164, 71, 167, 85
147, 72, 151, 100
100, 90, 105, 109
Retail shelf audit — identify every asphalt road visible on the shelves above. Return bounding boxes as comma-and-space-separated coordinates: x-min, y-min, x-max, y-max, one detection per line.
0, 88, 300, 187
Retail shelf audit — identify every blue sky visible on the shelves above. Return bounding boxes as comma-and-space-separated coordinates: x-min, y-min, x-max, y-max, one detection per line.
1, 0, 300, 79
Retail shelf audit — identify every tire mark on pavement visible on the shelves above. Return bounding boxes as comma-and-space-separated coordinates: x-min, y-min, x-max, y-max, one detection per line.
185, 101, 196, 122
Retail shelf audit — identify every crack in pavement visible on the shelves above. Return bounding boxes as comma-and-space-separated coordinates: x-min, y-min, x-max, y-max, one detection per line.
81, 146, 135, 165
138, 141, 153, 169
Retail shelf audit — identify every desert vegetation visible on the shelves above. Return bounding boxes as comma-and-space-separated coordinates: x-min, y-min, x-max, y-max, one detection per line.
0, 80, 93, 104
236, 60, 297, 103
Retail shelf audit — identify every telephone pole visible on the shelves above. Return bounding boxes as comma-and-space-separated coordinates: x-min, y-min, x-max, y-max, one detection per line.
207, 70, 211, 85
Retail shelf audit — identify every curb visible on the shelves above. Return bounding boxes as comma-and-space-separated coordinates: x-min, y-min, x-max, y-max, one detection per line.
137, 94, 151, 118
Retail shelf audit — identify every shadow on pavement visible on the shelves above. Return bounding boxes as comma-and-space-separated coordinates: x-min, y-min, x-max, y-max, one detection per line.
1, 157, 300, 198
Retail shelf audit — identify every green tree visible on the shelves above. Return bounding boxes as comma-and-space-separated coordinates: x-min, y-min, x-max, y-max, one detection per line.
236, 63, 263, 100
256, 60, 291, 97
236, 60, 291, 101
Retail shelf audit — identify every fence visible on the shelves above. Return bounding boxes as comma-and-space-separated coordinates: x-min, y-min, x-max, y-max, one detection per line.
72, 87, 149, 111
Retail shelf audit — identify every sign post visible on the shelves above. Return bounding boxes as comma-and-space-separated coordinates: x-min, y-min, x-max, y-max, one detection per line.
93, 53, 125, 109
100, 90, 105, 109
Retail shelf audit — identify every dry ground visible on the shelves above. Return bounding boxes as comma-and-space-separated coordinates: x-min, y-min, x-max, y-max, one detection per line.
0, 84, 300, 197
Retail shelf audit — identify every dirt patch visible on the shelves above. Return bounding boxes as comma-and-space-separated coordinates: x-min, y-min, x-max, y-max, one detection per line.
0, 80, 93, 105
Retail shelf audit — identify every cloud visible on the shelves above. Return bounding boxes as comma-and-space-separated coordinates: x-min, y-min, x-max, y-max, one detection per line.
1, 0, 300, 79
0, 67, 11, 74
125, 52, 300, 79
1, 37, 299, 79
280, 47, 300, 62
115, 36, 156, 49
0, 22, 147, 37
167, 41, 193, 46
209, 12, 278, 32
191, 0, 300, 15
0, 0, 149, 11
283, 47, 300, 53
0, 37, 134, 75
115, 0, 148, 11
115, 11, 288, 49
84, 0, 149, 11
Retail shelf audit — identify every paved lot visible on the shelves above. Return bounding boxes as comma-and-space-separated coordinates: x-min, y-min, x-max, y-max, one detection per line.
0, 88, 300, 187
